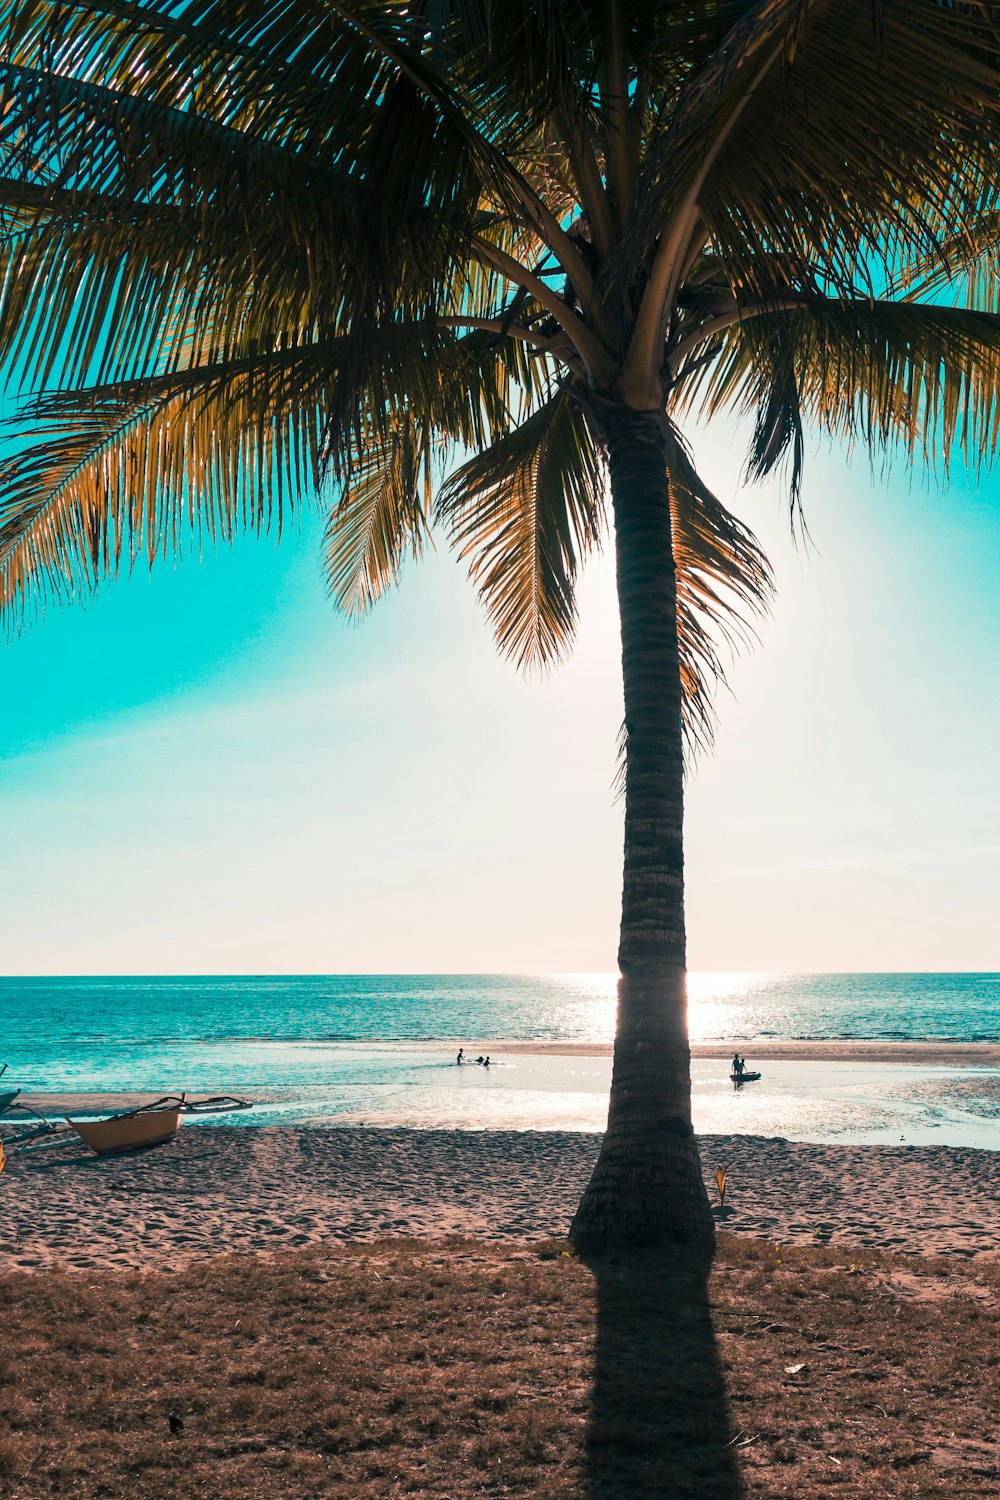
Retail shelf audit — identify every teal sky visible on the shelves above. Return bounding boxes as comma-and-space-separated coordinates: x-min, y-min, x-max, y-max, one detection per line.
1, 417, 998, 975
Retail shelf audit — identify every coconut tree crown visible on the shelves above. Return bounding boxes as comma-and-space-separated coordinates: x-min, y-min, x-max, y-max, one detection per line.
2, 2, 999, 725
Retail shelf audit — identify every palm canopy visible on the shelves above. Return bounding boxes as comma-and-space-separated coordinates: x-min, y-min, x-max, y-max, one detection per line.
5, 0, 1000, 739
3, 0, 1000, 1243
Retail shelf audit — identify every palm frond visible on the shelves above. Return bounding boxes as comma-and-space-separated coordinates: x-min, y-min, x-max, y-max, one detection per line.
436, 387, 604, 669
0, 0, 505, 390
682, 300, 1000, 484
322, 319, 555, 485
0, 349, 333, 626
323, 421, 432, 617
624, 0, 1000, 317
666, 426, 774, 755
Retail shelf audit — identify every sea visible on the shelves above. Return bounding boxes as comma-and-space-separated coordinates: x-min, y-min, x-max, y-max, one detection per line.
4, 973, 1000, 1147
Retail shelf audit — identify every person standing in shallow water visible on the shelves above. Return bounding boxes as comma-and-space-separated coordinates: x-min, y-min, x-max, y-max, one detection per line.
731, 1053, 743, 1077
456, 1048, 464, 1065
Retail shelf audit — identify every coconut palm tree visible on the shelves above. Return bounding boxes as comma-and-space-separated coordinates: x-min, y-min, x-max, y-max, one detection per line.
2, 0, 1000, 1247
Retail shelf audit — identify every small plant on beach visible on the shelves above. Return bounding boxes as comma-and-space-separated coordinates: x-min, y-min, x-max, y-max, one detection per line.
3, 2, 1000, 1247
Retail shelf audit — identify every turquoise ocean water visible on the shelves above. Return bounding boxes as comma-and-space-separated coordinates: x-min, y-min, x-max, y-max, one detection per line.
4, 974, 999, 1145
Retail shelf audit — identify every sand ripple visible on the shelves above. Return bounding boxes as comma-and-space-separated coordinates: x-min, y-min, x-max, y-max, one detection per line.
2, 1127, 998, 1272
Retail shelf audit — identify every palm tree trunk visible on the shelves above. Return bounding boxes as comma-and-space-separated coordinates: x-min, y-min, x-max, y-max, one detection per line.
570, 406, 714, 1251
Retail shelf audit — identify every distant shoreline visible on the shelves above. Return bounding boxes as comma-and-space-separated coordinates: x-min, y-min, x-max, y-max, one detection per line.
407, 1038, 1000, 1065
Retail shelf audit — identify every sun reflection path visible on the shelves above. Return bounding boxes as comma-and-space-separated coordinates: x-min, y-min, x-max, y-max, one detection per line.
553, 971, 766, 1045
686, 973, 763, 1043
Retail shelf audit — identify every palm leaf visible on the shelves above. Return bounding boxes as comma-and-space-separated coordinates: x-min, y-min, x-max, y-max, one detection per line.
0, 348, 334, 625
0, 0, 501, 390
436, 387, 604, 669
622, 0, 1000, 321
665, 426, 774, 754
323, 421, 432, 617
683, 300, 1000, 486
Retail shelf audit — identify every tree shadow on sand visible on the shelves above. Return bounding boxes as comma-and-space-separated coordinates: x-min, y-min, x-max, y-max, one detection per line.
583, 1244, 745, 1499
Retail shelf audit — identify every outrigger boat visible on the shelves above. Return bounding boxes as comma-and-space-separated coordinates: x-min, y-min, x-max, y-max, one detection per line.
0, 1093, 252, 1167
65, 1093, 251, 1156
67, 1106, 182, 1154
730, 1070, 762, 1084
0, 1117, 59, 1150
0, 1064, 20, 1114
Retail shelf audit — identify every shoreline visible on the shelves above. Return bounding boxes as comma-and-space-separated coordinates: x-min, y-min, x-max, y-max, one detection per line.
419, 1038, 1000, 1065
14, 1039, 1000, 1107
13, 1038, 1000, 1125
4, 1125, 1000, 1273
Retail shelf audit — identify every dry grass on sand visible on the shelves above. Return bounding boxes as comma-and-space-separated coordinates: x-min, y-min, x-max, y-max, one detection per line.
2, 1234, 999, 1498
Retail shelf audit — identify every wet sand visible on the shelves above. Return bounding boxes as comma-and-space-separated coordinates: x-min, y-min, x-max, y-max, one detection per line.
3, 1126, 999, 1273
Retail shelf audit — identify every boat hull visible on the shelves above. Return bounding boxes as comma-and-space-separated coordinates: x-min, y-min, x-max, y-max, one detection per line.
730, 1072, 762, 1083
0, 1089, 20, 1113
67, 1108, 182, 1155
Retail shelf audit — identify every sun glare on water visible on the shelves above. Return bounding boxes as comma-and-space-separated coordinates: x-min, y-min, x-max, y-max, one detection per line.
553, 971, 761, 1044
687, 972, 760, 1042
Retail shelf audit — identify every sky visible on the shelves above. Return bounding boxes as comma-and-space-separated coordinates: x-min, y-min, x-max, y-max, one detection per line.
1, 416, 998, 975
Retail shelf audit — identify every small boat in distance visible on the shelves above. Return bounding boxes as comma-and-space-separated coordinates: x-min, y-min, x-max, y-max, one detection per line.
731, 1071, 762, 1084
67, 1106, 182, 1155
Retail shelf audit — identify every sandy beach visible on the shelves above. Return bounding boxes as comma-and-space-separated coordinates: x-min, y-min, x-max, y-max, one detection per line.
4, 1125, 999, 1273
